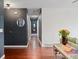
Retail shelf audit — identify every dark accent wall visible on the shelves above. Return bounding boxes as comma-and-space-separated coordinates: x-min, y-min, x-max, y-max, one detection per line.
0, 0, 4, 58
4, 8, 28, 45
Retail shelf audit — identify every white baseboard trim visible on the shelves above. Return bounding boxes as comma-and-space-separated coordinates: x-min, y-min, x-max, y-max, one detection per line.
4, 45, 28, 48
0, 54, 5, 59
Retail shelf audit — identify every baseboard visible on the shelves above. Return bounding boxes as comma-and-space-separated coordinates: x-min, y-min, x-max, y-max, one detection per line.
0, 54, 5, 59
4, 45, 28, 48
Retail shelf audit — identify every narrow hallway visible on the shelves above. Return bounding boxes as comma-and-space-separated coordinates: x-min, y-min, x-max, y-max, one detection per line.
28, 35, 41, 48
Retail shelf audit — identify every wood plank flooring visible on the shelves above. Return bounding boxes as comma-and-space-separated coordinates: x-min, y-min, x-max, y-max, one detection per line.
5, 36, 55, 59
5, 48, 55, 59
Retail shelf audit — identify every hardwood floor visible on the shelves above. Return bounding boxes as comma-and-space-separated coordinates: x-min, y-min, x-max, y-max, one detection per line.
5, 36, 55, 59
5, 48, 55, 59
28, 36, 42, 48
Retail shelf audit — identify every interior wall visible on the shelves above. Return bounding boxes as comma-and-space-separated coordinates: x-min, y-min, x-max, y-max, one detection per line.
0, 32, 4, 57
4, 8, 28, 45
39, 15, 42, 41
42, 7, 78, 46
0, 0, 4, 58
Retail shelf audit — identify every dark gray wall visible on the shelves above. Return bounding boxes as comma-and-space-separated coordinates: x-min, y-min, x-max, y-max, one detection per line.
4, 8, 28, 45
0, 0, 4, 58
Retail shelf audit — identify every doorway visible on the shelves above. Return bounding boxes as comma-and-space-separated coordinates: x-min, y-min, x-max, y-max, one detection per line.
27, 8, 42, 48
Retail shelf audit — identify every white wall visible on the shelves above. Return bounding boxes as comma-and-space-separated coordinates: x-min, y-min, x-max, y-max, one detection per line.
42, 8, 78, 45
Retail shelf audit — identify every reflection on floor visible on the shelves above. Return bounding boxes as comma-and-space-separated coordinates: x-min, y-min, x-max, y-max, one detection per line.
28, 36, 41, 48
4, 36, 59, 59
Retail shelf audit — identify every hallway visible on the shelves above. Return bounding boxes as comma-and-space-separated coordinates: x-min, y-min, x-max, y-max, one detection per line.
5, 36, 55, 59
28, 36, 41, 48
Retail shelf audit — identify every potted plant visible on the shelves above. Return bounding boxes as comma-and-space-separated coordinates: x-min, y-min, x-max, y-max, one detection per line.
59, 29, 70, 45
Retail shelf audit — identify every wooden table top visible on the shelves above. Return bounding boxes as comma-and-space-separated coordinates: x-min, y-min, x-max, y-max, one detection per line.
54, 44, 78, 59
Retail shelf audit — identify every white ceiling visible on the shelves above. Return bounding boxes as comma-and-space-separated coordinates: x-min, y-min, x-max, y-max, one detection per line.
4, 0, 78, 8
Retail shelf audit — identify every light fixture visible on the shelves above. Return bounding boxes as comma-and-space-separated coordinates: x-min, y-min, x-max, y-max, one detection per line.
14, 11, 18, 15
72, 0, 78, 3
6, 4, 10, 7
6, 3, 11, 9
30, 15, 39, 19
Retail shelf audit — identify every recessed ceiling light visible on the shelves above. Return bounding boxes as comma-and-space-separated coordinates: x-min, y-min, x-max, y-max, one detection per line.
5, 3, 10, 9
14, 11, 18, 15
6, 3, 10, 7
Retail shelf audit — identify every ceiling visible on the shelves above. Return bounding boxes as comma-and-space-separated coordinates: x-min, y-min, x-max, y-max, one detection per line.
27, 8, 41, 15
4, 0, 78, 8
